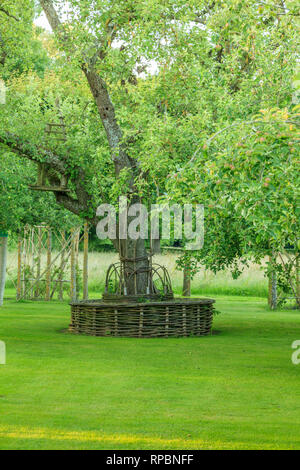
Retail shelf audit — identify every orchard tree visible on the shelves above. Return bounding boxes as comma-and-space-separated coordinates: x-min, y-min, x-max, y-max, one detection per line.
0, 0, 299, 296
165, 107, 299, 305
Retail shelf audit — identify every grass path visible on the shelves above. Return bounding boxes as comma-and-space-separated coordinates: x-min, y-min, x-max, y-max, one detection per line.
0, 296, 299, 450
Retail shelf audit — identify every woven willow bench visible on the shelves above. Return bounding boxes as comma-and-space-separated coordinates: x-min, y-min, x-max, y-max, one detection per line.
69, 298, 215, 338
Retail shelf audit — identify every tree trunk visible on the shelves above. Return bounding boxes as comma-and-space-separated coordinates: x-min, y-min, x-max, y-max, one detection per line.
183, 265, 191, 297
0, 233, 8, 306
119, 238, 149, 295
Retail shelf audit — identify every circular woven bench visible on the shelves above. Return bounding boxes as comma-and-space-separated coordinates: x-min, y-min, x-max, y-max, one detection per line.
69, 298, 215, 338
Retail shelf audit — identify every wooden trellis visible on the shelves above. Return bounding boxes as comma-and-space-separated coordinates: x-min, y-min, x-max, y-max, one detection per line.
16, 224, 89, 302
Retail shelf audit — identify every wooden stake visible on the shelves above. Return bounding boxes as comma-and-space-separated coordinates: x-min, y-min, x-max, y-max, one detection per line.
75, 229, 80, 270
17, 236, 22, 300
70, 228, 77, 302
59, 231, 65, 301
75, 229, 80, 299
83, 222, 89, 300
35, 227, 42, 299
45, 228, 52, 301
22, 235, 26, 296
30, 228, 35, 299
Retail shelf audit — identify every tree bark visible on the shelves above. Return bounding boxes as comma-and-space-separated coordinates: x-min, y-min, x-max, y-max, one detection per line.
183, 265, 191, 297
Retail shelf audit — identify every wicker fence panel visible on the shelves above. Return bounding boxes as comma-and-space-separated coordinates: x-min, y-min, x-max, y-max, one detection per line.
69, 299, 215, 338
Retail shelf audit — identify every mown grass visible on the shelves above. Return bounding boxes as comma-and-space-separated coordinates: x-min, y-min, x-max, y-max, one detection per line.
6, 251, 269, 299
0, 296, 300, 450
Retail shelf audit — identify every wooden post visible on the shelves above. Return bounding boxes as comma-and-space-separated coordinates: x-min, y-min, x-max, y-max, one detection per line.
83, 222, 89, 300
0, 232, 8, 306
75, 229, 80, 299
58, 231, 65, 301
34, 227, 42, 299
30, 228, 35, 299
75, 229, 80, 267
17, 236, 22, 300
45, 228, 52, 301
37, 163, 46, 186
139, 307, 144, 338
183, 265, 191, 297
22, 235, 26, 296
268, 254, 277, 309
70, 228, 77, 302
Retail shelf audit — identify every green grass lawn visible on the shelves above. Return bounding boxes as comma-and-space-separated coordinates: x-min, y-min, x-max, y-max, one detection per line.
0, 296, 300, 450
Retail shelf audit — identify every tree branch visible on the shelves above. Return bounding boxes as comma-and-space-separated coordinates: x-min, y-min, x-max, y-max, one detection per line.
0, 131, 96, 220
257, 1, 299, 15
55, 192, 93, 219
0, 132, 67, 174
194, 2, 216, 25
0, 33, 7, 66
0, 6, 19, 21
39, 0, 62, 31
